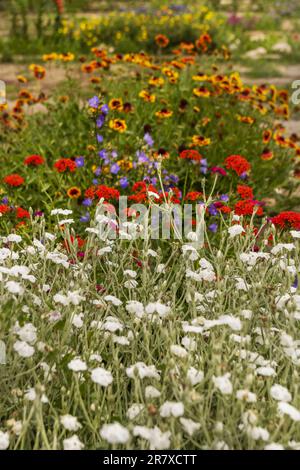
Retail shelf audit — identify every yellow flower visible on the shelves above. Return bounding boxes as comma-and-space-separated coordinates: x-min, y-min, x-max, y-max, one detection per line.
109, 119, 127, 133
139, 90, 156, 103
67, 187, 81, 199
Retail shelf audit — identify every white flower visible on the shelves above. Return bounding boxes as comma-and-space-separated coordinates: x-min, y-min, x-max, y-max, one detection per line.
126, 404, 144, 420
124, 279, 138, 289
278, 402, 300, 421
126, 362, 160, 380
14, 322, 37, 344
124, 269, 137, 278
270, 384, 291, 402
180, 418, 200, 437
236, 390, 257, 403
104, 295, 122, 306
159, 401, 184, 418
7, 234, 22, 243
264, 443, 284, 450
228, 225, 245, 238
63, 434, 84, 450
213, 373, 233, 395
256, 366, 276, 377
72, 313, 84, 329
271, 243, 295, 255
290, 230, 300, 239
145, 302, 171, 317
5, 280, 24, 295
187, 367, 204, 386
170, 345, 188, 358
51, 209, 73, 216
133, 426, 171, 450
91, 367, 113, 387
58, 219, 74, 226
145, 386, 161, 399
13, 340, 35, 358
60, 415, 82, 431
0, 431, 9, 450
68, 358, 87, 372
247, 426, 269, 441
126, 301, 145, 318
100, 423, 130, 444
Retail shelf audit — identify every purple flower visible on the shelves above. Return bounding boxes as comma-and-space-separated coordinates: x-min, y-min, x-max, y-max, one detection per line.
208, 223, 218, 233
92, 179, 98, 185
220, 194, 229, 202
75, 156, 85, 168
292, 276, 298, 289
144, 132, 154, 147
137, 150, 149, 164
96, 134, 103, 143
88, 96, 100, 109
201, 166, 208, 174
208, 204, 218, 216
170, 174, 179, 183
82, 198, 93, 207
111, 150, 118, 159
94, 167, 101, 176
34, 211, 43, 217
239, 172, 248, 180
2, 197, 8, 204
96, 115, 105, 128
101, 104, 109, 115
110, 163, 120, 175
99, 149, 107, 159
201, 158, 208, 167
150, 177, 157, 185
119, 177, 129, 189
80, 212, 90, 223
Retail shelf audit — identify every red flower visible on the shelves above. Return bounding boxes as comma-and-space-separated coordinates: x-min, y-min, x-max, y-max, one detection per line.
0, 204, 10, 214
24, 154, 44, 166
271, 211, 300, 230
4, 174, 24, 187
54, 158, 76, 173
64, 235, 85, 252
224, 155, 251, 176
185, 191, 202, 201
235, 200, 263, 216
179, 150, 202, 161
95, 185, 120, 201
237, 185, 253, 200
16, 207, 30, 219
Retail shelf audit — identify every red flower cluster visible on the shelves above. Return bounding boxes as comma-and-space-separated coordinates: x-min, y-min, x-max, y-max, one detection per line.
16, 207, 30, 219
3, 174, 24, 187
24, 154, 44, 166
237, 184, 253, 200
235, 200, 263, 216
0, 205, 10, 214
179, 150, 202, 161
85, 185, 120, 201
185, 191, 203, 201
129, 181, 158, 203
225, 155, 251, 176
54, 158, 76, 173
271, 211, 300, 230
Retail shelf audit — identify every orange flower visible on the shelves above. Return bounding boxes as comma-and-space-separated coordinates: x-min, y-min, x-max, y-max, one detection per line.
191, 135, 211, 147
67, 187, 81, 199
193, 87, 210, 98
109, 119, 127, 133
261, 149, 274, 161
29, 64, 46, 80
155, 109, 173, 119
155, 34, 169, 48
139, 90, 156, 103
109, 98, 123, 111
